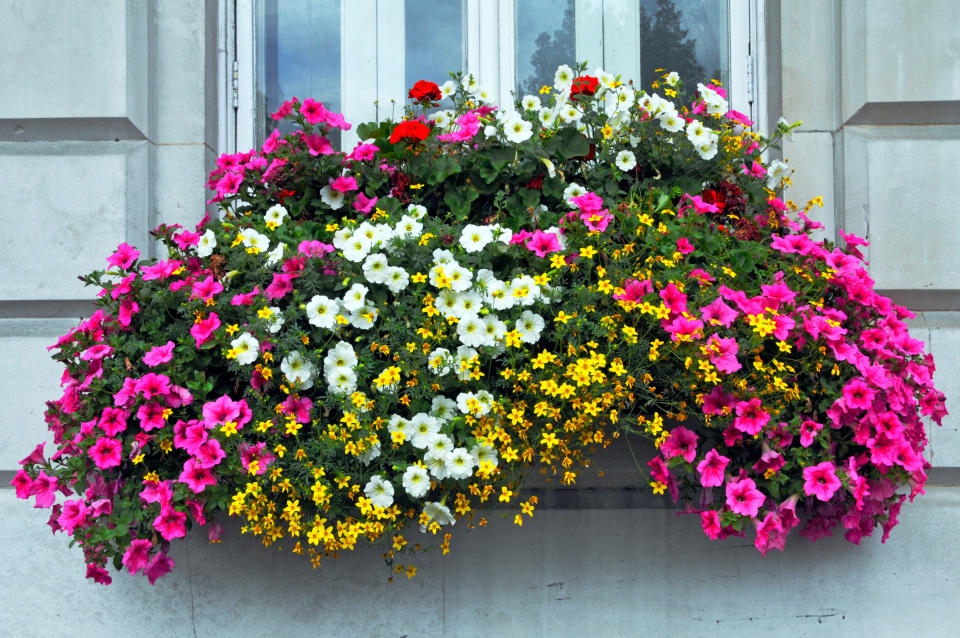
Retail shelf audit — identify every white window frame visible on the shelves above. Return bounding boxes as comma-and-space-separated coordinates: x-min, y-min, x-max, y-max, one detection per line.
225, 0, 766, 153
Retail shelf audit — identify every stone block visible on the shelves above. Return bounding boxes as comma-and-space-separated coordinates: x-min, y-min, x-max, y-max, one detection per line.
782, 130, 836, 243
0, 0, 150, 134
909, 312, 960, 467
0, 141, 150, 300
153, 143, 216, 230
842, 126, 960, 291
842, 0, 960, 122
154, 0, 217, 145
780, 0, 839, 132
0, 320, 84, 471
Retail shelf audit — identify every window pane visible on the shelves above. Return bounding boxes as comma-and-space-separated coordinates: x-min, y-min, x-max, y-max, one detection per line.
258, 0, 341, 143
638, 0, 728, 94
515, 0, 576, 96
405, 0, 464, 95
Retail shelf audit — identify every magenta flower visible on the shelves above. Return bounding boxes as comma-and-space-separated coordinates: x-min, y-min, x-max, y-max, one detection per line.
137, 401, 167, 431
696, 449, 730, 487
799, 419, 823, 447
191, 275, 224, 302
11, 470, 34, 499
143, 341, 176, 367
663, 315, 704, 342
107, 243, 140, 270
734, 398, 770, 435
202, 395, 251, 428
659, 283, 688, 315
700, 510, 722, 539
725, 477, 766, 517
118, 297, 140, 328
122, 538, 153, 575
330, 175, 358, 193
725, 109, 754, 126
194, 439, 226, 469
144, 552, 175, 585
265, 272, 297, 300
802, 461, 842, 501
842, 378, 876, 410
346, 142, 379, 161
31, 471, 59, 509
438, 111, 482, 143
239, 442, 276, 475
190, 312, 221, 347
135, 373, 172, 400
153, 507, 187, 541
614, 278, 653, 303
526, 230, 562, 258
299, 98, 327, 124
353, 192, 378, 214
570, 192, 604, 214
660, 426, 699, 463
57, 499, 89, 534
304, 133, 334, 156
140, 479, 173, 508
754, 512, 787, 556
86, 563, 112, 585
88, 437, 122, 469
282, 395, 313, 424
676, 237, 695, 255
215, 171, 243, 198
704, 333, 741, 374
178, 458, 217, 494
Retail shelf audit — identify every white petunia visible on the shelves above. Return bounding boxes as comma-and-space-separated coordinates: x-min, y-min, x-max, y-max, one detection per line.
348, 304, 378, 330
320, 185, 345, 210
427, 348, 453, 376
264, 204, 288, 226
410, 413, 441, 449
358, 440, 381, 465
432, 248, 456, 265
281, 351, 315, 389
363, 475, 394, 508
439, 80, 456, 98
457, 291, 484, 316
305, 295, 339, 329
554, 64, 574, 91
332, 226, 355, 250
521, 95, 541, 111
442, 263, 473, 292
325, 365, 357, 395
430, 396, 458, 423
659, 112, 685, 133
664, 71, 680, 87
563, 182, 586, 206
407, 203, 427, 220
388, 415, 413, 440
615, 150, 637, 172
459, 224, 494, 253
503, 115, 533, 143
470, 443, 499, 468
264, 241, 285, 267
420, 502, 455, 532
457, 313, 488, 348
446, 448, 476, 481
323, 341, 357, 372
403, 465, 431, 499
695, 140, 719, 161
393, 215, 423, 240
766, 159, 790, 189
516, 310, 545, 344
266, 307, 284, 333
241, 229, 270, 253
341, 283, 369, 312
230, 333, 259, 365
362, 253, 390, 284
383, 267, 410, 294
341, 235, 372, 263
196, 229, 217, 257
538, 108, 556, 127
482, 315, 507, 344
454, 346, 479, 381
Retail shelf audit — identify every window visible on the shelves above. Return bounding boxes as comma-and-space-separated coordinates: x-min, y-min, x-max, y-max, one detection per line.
228, 0, 764, 152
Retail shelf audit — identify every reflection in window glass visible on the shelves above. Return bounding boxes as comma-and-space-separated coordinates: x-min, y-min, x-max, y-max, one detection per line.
638, 0, 728, 95
258, 0, 341, 144
515, 0, 575, 97
405, 0, 464, 96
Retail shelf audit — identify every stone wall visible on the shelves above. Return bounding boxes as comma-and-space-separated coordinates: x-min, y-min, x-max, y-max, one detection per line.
1, 1, 957, 636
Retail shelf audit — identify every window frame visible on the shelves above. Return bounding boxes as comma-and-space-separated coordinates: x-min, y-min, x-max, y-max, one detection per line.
227, 0, 766, 153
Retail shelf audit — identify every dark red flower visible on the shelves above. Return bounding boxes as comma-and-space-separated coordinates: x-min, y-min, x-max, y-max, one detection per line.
700, 189, 726, 211
408, 80, 442, 103
389, 120, 431, 145
526, 174, 544, 190
570, 75, 599, 98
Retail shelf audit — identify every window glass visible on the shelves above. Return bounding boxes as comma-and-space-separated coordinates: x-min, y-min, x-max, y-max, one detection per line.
405, 0, 465, 95
258, 0, 341, 142
637, 0, 729, 93
515, 0, 576, 97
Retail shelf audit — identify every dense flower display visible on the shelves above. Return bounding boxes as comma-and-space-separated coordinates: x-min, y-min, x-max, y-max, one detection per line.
14, 64, 947, 585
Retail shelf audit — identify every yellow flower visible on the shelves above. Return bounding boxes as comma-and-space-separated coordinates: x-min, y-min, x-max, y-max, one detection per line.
411, 272, 427, 283
539, 85, 552, 94
220, 421, 238, 437
579, 245, 597, 259
225, 324, 239, 336
549, 253, 567, 269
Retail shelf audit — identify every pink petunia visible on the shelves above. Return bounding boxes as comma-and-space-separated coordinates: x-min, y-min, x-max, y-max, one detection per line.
57, 499, 89, 534
178, 458, 218, 493
353, 192, 378, 214
107, 243, 140, 270
842, 378, 875, 411
802, 461, 842, 501
265, 273, 297, 300
704, 333, 741, 374
734, 398, 770, 435
86, 563, 112, 585
438, 111, 481, 143
676, 237, 695, 255
231, 286, 261, 306
696, 449, 730, 487
660, 427, 699, 463
526, 230, 562, 258
11, 470, 34, 499
135, 373, 172, 400
799, 419, 823, 448
137, 401, 168, 431
346, 142, 379, 161
579, 209, 613, 232
700, 509, 722, 539
304, 133, 334, 156
300, 98, 327, 124
31, 471, 59, 509
190, 312, 221, 347
330, 176, 358, 193
143, 552, 175, 585
143, 341, 176, 367
239, 442, 276, 475
153, 507, 187, 541
191, 275, 224, 302
281, 395, 313, 424
663, 315, 704, 342
122, 538, 153, 575
98, 407, 129, 437
725, 477, 766, 517
140, 479, 173, 508
193, 439, 226, 469
88, 437, 122, 469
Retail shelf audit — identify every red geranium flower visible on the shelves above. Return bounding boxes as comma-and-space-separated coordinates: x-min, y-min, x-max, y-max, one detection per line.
408, 80, 442, 103
570, 75, 599, 98
389, 120, 431, 144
